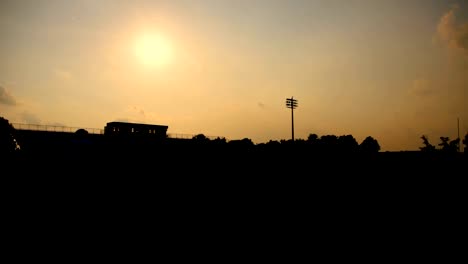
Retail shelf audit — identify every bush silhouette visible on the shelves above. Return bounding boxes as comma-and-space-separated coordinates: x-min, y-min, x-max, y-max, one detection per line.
438, 136, 459, 153
359, 136, 380, 153
420, 135, 436, 152
0, 116, 20, 155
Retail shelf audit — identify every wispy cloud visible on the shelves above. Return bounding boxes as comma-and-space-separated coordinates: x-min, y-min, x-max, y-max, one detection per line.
127, 106, 147, 118
436, 6, 468, 56
21, 111, 41, 124
408, 79, 433, 97
114, 118, 133, 123
113, 106, 160, 124
53, 68, 73, 80
46, 122, 66, 126
0, 86, 17, 105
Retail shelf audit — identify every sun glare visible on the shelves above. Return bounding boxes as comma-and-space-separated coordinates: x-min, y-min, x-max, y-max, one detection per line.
134, 33, 173, 67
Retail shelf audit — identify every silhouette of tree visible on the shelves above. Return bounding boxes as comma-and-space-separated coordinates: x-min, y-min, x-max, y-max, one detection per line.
292, 138, 307, 153
449, 138, 460, 153
359, 136, 380, 153
259, 140, 277, 151
228, 138, 254, 150
73, 128, 91, 149
266, 140, 281, 146
438, 136, 449, 150
438, 136, 459, 153
257, 140, 281, 153
75, 129, 89, 142
192, 134, 210, 143
0, 116, 20, 155
212, 137, 227, 145
307, 133, 318, 142
337, 135, 359, 153
320, 135, 338, 153
75, 128, 89, 136
320, 135, 337, 144
209, 137, 227, 152
241, 138, 254, 146
420, 135, 436, 152
295, 138, 306, 144
306, 133, 320, 152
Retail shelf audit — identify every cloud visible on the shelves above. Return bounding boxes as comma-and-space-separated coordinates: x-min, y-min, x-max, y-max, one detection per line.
53, 68, 73, 80
0, 86, 17, 105
47, 122, 66, 126
114, 118, 133, 123
114, 106, 160, 124
127, 106, 147, 118
21, 111, 41, 124
258, 102, 265, 108
436, 6, 468, 55
408, 79, 433, 97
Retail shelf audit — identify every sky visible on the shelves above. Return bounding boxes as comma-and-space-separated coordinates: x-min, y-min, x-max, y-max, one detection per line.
1, 0, 467, 151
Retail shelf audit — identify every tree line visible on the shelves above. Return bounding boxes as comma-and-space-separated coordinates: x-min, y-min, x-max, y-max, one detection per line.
2, 116, 467, 155
420, 134, 467, 154
190, 133, 381, 154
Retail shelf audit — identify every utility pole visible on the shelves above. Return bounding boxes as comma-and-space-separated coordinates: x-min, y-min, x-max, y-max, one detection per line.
458, 117, 460, 152
286, 97, 298, 141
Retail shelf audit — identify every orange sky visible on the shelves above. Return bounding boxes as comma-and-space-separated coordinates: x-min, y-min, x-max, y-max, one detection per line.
1, 0, 467, 151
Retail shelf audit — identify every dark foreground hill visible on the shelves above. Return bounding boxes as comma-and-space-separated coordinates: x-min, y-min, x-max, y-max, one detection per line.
4, 128, 466, 203
4, 134, 466, 243
7, 137, 466, 178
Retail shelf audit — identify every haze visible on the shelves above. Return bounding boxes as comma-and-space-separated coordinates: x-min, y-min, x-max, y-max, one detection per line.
1, 0, 467, 151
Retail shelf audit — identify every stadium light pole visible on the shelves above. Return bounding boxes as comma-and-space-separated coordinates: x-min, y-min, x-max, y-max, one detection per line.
458, 117, 460, 153
286, 97, 298, 141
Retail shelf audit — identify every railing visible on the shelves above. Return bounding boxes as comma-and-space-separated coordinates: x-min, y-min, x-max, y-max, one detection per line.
12, 123, 104, 134
167, 133, 224, 140
167, 133, 195, 139
12, 123, 226, 140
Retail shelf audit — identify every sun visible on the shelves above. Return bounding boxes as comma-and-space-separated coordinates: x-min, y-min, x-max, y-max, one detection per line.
134, 33, 173, 67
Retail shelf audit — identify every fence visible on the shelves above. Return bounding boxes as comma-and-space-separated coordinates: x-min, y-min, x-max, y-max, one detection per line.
12, 123, 226, 140
167, 133, 225, 140
12, 123, 104, 134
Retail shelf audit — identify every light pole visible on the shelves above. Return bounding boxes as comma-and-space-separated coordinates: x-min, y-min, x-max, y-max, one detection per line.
286, 97, 298, 141
458, 117, 460, 153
